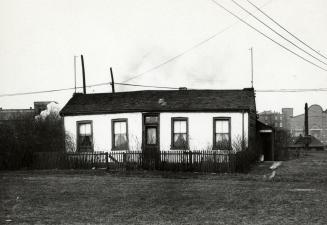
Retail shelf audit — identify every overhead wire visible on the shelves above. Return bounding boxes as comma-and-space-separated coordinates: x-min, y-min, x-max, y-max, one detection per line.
1, 80, 327, 98
246, 0, 327, 61
230, 0, 327, 66
121, 0, 273, 83
1, 1, 326, 97
0, 83, 110, 97
210, 0, 327, 72
113, 82, 179, 90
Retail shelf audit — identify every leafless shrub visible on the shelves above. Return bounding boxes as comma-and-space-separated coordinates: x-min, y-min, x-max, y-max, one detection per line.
65, 132, 76, 153
232, 135, 248, 153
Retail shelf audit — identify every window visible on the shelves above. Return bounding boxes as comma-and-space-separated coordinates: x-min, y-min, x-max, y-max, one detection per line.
280, 122, 283, 128
77, 121, 93, 152
146, 127, 157, 144
112, 119, 128, 150
171, 118, 188, 149
145, 116, 158, 124
213, 118, 231, 150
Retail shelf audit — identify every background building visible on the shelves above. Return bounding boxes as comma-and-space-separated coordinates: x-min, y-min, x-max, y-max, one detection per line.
259, 105, 327, 147
288, 105, 327, 146
0, 101, 54, 125
258, 111, 284, 129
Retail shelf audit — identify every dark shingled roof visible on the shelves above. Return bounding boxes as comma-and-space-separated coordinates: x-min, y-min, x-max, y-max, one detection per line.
60, 88, 256, 116
291, 135, 325, 148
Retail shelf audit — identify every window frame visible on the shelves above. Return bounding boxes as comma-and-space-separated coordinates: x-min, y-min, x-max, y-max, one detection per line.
213, 117, 231, 150
111, 118, 129, 151
76, 120, 93, 152
171, 117, 189, 150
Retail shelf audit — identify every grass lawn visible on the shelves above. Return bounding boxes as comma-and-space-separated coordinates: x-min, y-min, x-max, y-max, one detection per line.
1, 151, 327, 224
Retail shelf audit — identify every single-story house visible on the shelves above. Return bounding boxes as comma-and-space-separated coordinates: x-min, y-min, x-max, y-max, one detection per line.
60, 88, 257, 155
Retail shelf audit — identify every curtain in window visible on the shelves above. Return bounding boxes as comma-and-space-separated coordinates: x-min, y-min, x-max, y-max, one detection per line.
173, 120, 187, 148
78, 123, 92, 151
114, 121, 127, 149
215, 120, 230, 149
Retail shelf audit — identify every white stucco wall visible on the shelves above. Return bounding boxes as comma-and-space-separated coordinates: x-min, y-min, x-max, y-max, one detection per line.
64, 112, 248, 152
64, 112, 142, 152
160, 112, 248, 150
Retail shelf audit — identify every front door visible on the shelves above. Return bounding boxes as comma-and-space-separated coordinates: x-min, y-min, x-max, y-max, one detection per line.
142, 113, 160, 169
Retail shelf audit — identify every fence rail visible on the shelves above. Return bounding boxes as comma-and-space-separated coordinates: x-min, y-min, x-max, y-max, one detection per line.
32, 149, 255, 173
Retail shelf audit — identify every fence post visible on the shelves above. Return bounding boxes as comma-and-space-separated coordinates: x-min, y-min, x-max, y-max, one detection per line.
105, 152, 109, 169
188, 151, 193, 171
123, 152, 127, 170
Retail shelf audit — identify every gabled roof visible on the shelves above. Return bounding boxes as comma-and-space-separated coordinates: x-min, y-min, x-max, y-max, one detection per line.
60, 88, 256, 116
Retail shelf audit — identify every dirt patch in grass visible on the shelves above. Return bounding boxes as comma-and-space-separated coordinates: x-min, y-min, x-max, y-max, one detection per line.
1, 152, 327, 224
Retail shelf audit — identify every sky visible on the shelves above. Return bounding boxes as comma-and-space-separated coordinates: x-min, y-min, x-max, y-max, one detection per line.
0, 0, 326, 116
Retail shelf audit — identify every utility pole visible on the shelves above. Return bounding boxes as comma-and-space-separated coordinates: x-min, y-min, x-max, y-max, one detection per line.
81, 55, 86, 94
110, 67, 115, 93
250, 47, 254, 88
74, 55, 78, 93
304, 103, 309, 151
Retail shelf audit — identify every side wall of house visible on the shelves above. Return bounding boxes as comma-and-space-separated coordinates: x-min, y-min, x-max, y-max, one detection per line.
64, 112, 249, 152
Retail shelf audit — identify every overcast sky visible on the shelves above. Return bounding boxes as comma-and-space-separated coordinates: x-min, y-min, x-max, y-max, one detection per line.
0, 0, 326, 115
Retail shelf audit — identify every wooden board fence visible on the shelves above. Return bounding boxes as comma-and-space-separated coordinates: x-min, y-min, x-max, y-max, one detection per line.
32, 149, 254, 173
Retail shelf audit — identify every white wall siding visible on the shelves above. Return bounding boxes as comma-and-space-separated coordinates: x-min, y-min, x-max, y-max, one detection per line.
64, 111, 248, 152
64, 113, 142, 152
160, 112, 248, 151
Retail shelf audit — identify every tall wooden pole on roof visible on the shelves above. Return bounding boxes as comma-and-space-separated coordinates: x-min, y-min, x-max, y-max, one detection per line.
74, 55, 78, 93
81, 55, 86, 94
250, 47, 254, 88
110, 67, 115, 93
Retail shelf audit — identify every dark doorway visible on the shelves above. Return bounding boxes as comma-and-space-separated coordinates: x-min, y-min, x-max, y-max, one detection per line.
142, 113, 160, 169
260, 132, 274, 161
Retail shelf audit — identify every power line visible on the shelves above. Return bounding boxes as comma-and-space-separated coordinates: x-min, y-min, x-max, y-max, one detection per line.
0, 83, 110, 98
0, 82, 179, 98
122, 0, 273, 83
1, 80, 327, 98
256, 88, 327, 92
230, 0, 327, 67
246, 0, 327, 61
210, 0, 327, 73
122, 27, 236, 83
113, 82, 179, 90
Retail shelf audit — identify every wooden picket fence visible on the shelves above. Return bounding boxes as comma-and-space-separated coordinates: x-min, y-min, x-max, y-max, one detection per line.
32, 150, 254, 173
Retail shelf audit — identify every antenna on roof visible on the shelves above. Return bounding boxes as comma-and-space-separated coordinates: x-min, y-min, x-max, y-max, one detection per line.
81, 55, 86, 94
110, 67, 115, 93
249, 47, 254, 88
74, 55, 78, 93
